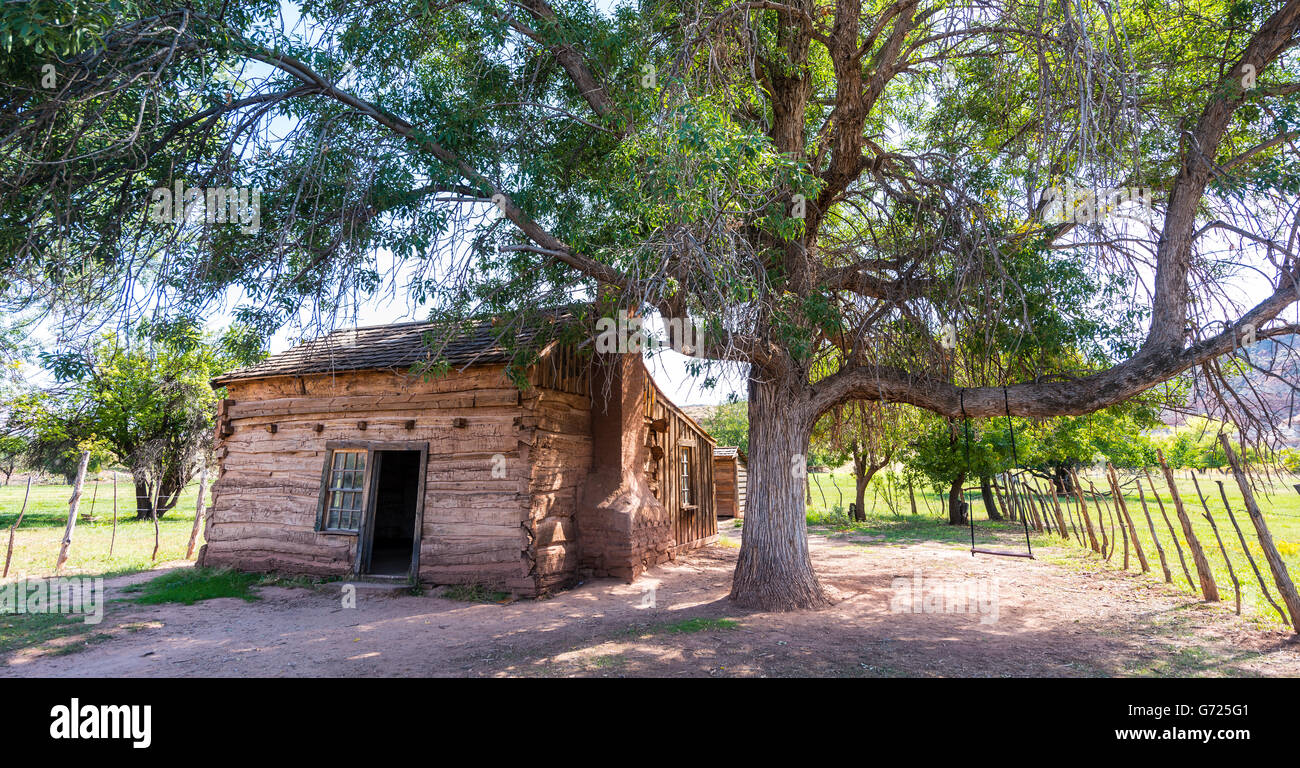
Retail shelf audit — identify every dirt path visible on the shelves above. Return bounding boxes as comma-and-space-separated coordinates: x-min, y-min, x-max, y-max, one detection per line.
4, 528, 1298, 677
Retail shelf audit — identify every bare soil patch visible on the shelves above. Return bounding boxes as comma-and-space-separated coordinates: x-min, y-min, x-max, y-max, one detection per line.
4, 528, 1297, 677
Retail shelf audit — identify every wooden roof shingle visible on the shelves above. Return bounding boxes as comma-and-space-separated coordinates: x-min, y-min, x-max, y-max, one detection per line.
211, 318, 542, 385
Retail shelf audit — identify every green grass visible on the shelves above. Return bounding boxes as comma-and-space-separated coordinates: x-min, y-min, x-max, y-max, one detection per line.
0, 476, 210, 580
656, 617, 739, 634
120, 567, 263, 605
0, 611, 87, 655
440, 583, 511, 603
807, 467, 1300, 629
1075, 467, 1300, 628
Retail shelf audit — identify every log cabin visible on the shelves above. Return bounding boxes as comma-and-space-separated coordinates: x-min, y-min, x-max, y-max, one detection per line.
199, 319, 718, 597
713, 447, 747, 518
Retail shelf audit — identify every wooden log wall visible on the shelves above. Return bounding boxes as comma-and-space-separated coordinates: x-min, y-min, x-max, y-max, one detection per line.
521, 387, 592, 593
206, 365, 538, 593
207, 343, 712, 596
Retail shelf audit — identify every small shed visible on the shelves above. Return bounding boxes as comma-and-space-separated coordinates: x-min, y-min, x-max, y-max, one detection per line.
713, 446, 747, 518
200, 319, 717, 596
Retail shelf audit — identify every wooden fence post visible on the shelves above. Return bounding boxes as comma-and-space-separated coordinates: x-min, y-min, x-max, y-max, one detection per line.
1144, 468, 1197, 591
1216, 480, 1288, 625
1029, 483, 1054, 535
150, 476, 162, 562
1068, 468, 1101, 552
55, 451, 90, 575
1157, 451, 1219, 601
1107, 464, 1148, 573
3, 476, 33, 578
1044, 481, 1069, 539
1063, 484, 1085, 547
1135, 483, 1172, 583
1191, 473, 1241, 615
186, 467, 209, 560
1219, 435, 1300, 633
1087, 481, 1111, 559
109, 471, 118, 556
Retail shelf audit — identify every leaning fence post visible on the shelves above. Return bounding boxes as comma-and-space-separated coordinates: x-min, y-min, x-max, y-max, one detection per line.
55, 451, 91, 575
1068, 468, 1101, 552
186, 467, 209, 559
1136, 482, 1173, 583
1217, 480, 1287, 625
1144, 468, 1194, 589
150, 476, 162, 563
1108, 464, 1148, 573
1191, 472, 1241, 615
1219, 434, 1300, 633
109, 471, 118, 556
1156, 450, 1219, 602
1044, 481, 1069, 539
3, 476, 33, 578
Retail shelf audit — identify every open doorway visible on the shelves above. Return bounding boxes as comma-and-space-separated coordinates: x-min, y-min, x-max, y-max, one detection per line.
363, 450, 422, 578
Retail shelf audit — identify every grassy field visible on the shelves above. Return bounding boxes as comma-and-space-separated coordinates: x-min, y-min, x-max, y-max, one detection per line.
807, 467, 1300, 628
5, 465, 1296, 628
0, 475, 210, 580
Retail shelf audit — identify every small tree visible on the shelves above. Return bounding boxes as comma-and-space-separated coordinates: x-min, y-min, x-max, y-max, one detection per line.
41, 323, 232, 519
700, 401, 749, 454
813, 402, 921, 521
0, 434, 24, 485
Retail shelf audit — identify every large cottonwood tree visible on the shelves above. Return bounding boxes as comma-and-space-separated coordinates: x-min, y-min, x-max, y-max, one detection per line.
3, 0, 1298, 608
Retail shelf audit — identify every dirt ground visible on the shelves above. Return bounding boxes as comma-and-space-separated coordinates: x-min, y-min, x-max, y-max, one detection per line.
4, 526, 1299, 677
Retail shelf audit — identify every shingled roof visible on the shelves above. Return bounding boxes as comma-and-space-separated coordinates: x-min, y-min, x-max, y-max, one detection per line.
714, 445, 747, 463
211, 318, 544, 386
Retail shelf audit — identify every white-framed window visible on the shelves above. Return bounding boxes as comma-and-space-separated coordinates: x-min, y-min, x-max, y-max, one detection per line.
680, 446, 693, 507
321, 449, 366, 532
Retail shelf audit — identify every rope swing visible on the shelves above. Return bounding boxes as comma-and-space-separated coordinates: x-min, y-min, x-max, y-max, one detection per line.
966, 386, 1035, 560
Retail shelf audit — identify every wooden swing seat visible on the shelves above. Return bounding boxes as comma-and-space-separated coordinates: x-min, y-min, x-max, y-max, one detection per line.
970, 547, 1035, 559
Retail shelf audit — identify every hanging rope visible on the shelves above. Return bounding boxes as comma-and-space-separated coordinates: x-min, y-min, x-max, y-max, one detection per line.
961, 389, 975, 551
967, 387, 1035, 560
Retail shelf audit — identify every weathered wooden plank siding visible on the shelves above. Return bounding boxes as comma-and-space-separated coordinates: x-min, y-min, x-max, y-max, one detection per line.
715, 457, 737, 517
644, 380, 717, 551
735, 460, 747, 518
205, 366, 535, 591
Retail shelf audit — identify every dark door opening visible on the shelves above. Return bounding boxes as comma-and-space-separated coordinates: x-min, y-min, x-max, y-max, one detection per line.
363, 450, 421, 577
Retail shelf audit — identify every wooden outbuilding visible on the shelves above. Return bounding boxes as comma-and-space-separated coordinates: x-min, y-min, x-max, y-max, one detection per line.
200, 319, 717, 596
713, 446, 747, 518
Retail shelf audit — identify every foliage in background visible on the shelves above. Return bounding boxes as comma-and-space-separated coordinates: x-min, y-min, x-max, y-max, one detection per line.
14, 321, 258, 517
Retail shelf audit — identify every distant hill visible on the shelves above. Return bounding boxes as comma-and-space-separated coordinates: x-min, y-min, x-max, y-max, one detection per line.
682, 404, 719, 425
1176, 333, 1300, 447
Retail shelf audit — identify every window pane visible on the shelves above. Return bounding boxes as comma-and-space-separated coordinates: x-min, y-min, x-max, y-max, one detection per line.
322, 451, 367, 531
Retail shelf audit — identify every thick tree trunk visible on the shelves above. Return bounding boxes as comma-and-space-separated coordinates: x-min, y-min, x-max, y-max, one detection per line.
730, 376, 829, 610
947, 471, 966, 525
134, 471, 184, 519
853, 468, 867, 522
134, 477, 154, 520
1052, 465, 1073, 496
979, 475, 1002, 521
